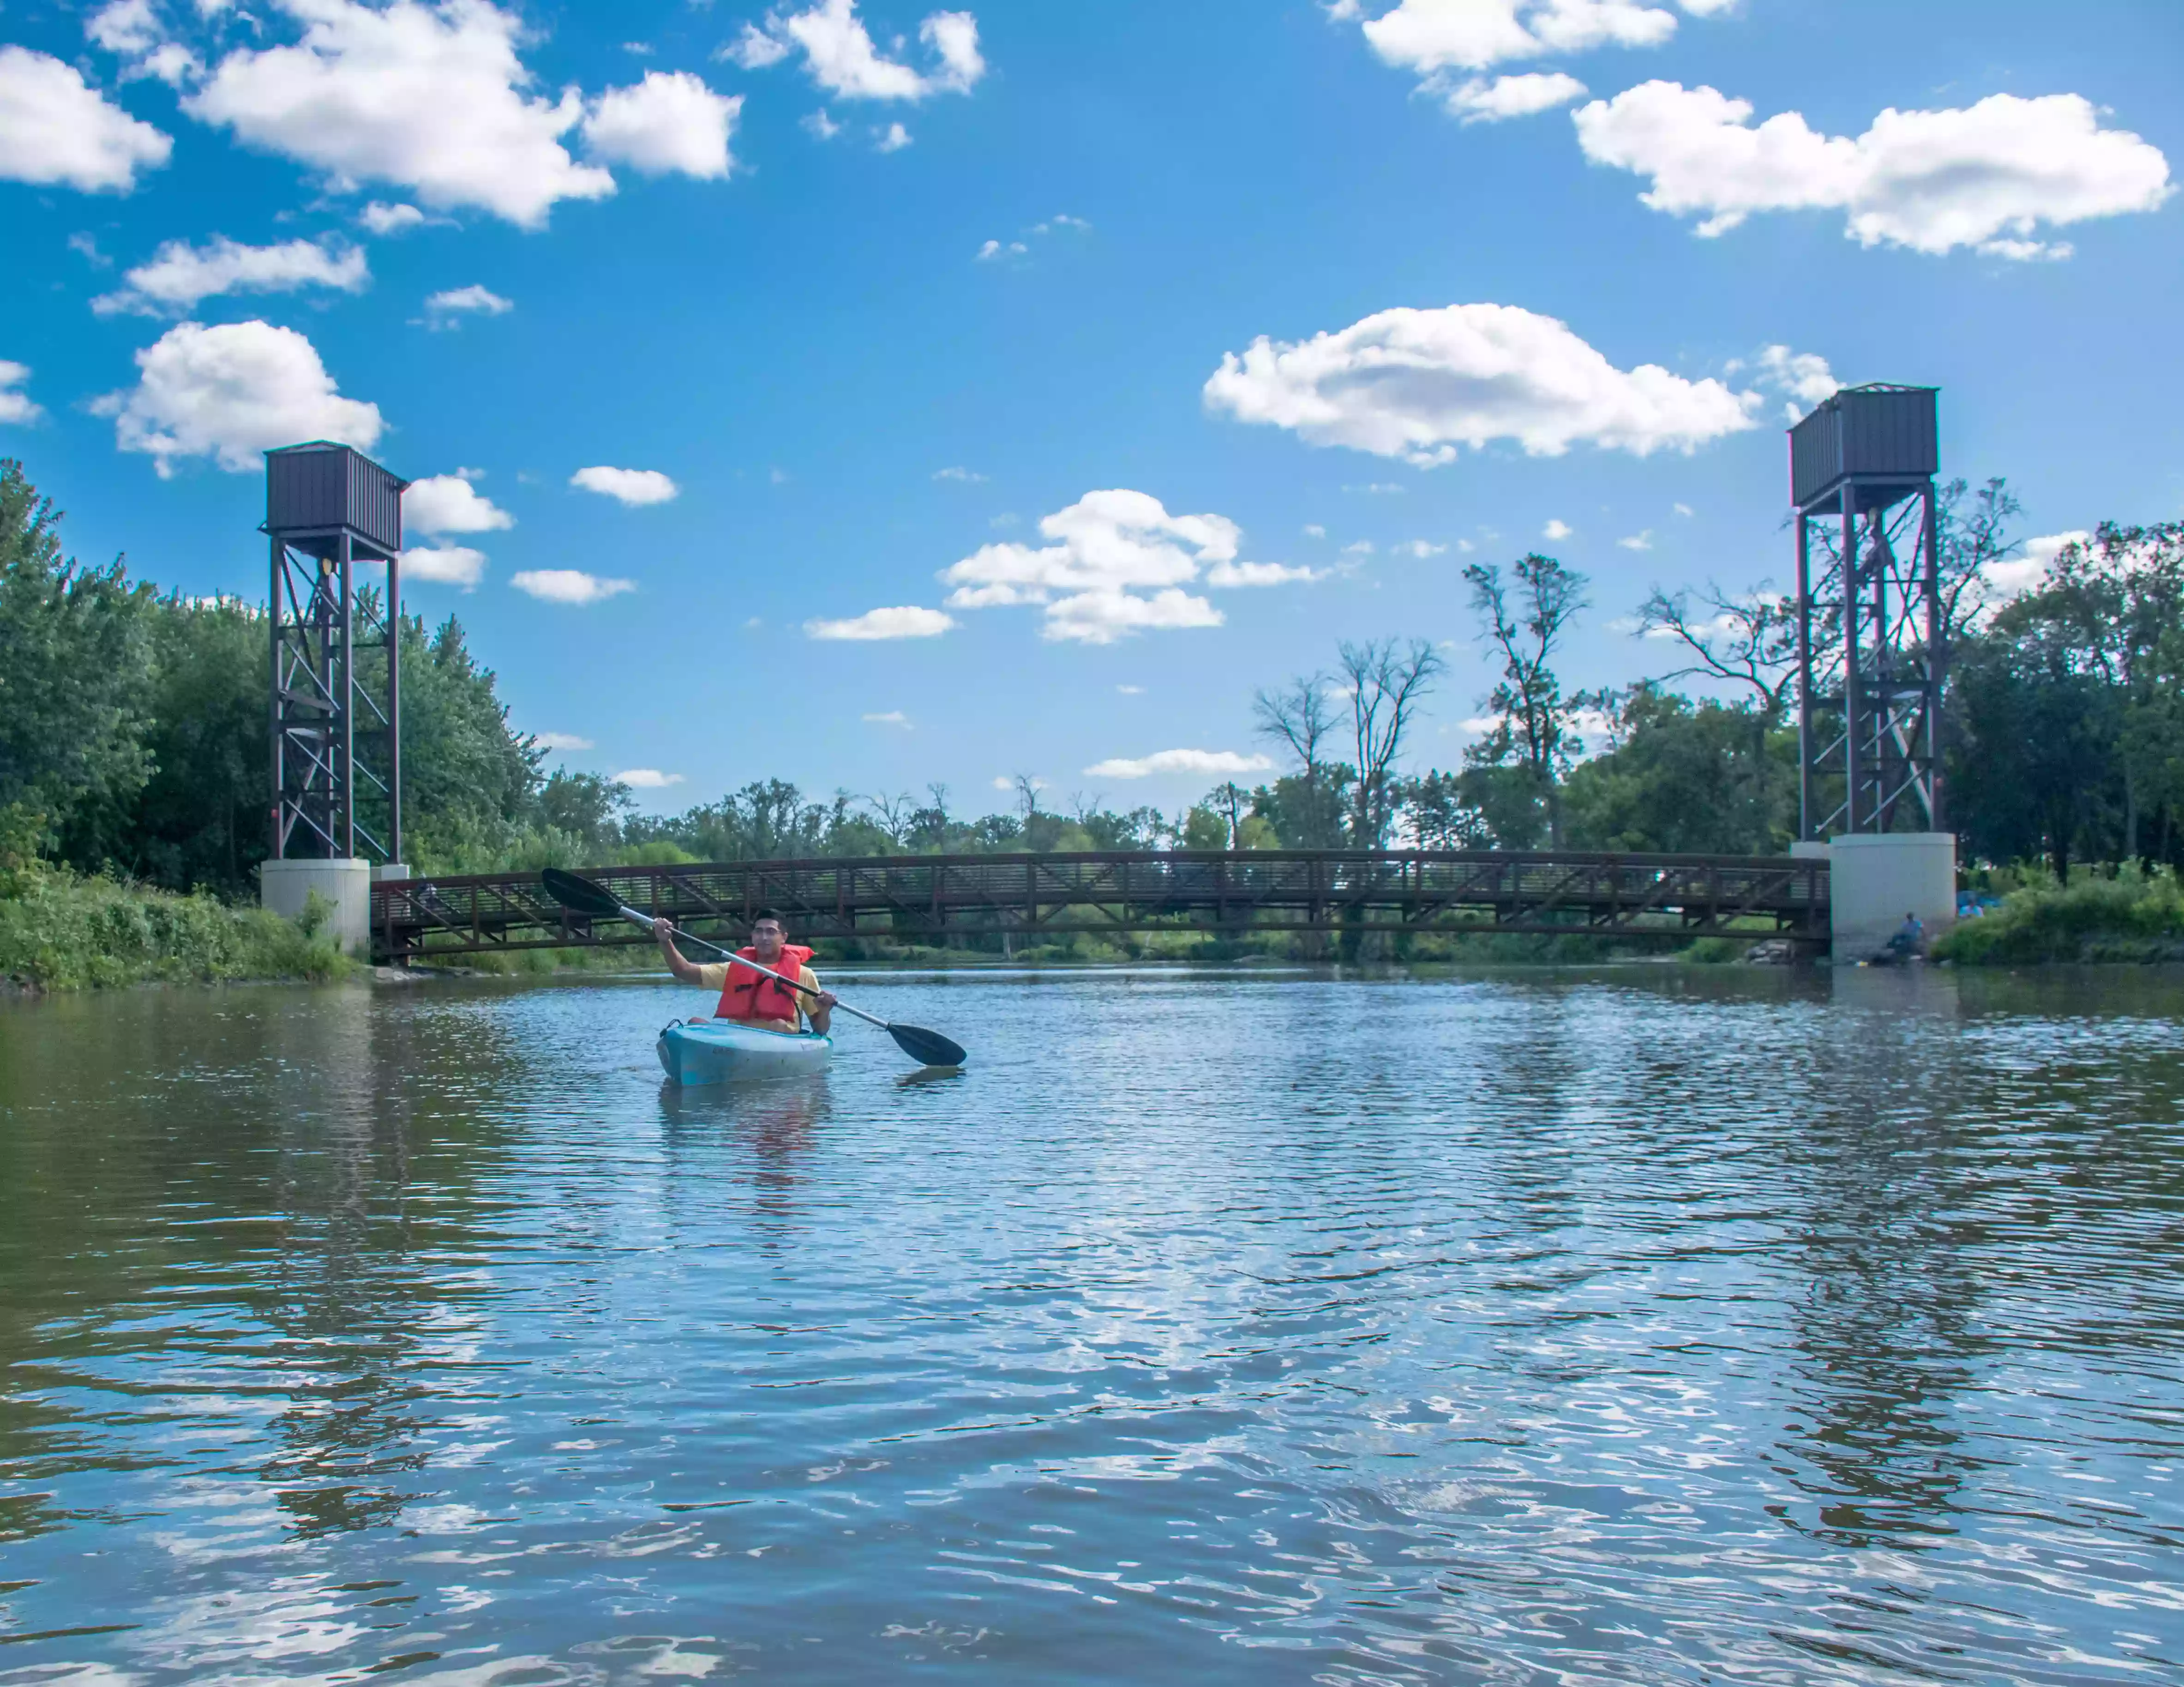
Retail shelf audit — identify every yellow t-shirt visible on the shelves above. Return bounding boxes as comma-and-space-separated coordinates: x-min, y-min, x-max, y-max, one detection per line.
692, 959, 821, 1034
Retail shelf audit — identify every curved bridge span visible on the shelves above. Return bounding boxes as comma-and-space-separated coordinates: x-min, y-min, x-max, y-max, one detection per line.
371, 849, 1829, 964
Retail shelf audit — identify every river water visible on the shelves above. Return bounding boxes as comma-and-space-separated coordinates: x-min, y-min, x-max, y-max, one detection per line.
1, 966, 2180, 1684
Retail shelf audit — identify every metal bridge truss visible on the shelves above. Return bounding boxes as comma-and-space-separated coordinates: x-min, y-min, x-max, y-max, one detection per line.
371, 849, 1830, 963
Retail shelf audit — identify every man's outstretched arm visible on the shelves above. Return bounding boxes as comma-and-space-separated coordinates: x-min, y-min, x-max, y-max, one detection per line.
651, 918, 708, 985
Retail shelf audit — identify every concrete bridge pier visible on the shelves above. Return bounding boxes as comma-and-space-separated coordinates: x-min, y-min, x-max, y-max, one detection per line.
1819, 833, 1957, 962
262, 858, 375, 956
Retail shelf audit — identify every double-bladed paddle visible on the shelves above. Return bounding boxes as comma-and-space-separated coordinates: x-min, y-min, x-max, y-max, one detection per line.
540, 867, 967, 1068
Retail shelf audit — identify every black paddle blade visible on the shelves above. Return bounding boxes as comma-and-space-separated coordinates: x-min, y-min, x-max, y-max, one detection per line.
541, 867, 622, 919
889, 1023, 966, 1068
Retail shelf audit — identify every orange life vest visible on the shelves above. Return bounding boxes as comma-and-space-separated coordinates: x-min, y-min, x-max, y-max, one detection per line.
715, 944, 814, 1024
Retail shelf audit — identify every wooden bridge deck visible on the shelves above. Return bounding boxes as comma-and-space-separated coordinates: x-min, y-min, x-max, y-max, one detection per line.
370, 849, 1830, 963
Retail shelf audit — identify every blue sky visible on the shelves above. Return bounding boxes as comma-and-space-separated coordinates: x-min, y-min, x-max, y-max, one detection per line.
4, 0, 2179, 813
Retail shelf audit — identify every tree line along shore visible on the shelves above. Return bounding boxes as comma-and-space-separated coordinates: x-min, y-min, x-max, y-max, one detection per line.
5, 458, 2183, 990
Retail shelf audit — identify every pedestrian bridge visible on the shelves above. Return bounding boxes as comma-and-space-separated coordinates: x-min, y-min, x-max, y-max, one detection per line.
369, 849, 1829, 964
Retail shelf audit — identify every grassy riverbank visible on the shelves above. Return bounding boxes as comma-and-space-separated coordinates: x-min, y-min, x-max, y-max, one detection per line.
0, 871, 352, 992
1936, 872, 2184, 965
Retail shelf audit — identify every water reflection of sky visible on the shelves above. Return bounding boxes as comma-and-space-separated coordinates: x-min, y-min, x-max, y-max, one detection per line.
0, 968, 2179, 1683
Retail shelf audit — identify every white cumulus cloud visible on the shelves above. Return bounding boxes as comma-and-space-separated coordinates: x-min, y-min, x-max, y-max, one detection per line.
426, 284, 513, 321
0, 361, 43, 425
360, 199, 426, 234
399, 544, 486, 588
570, 465, 677, 505
1754, 343, 1837, 405
1205, 560, 1322, 587
1542, 518, 1572, 539
733, 0, 984, 102
582, 70, 740, 178
941, 489, 1271, 645
1083, 748, 1273, 780
1349, 0, 1729, 120
1361, 0, 1680, 73
1205, 301, 1755, 466
1439, 71, 1587, 123
95, 319, 382, 477
405, 473, 512, 534
532, 730, 592, 751
93, 235, 369, 316
863, 709, 912, 726
0, 45, 172, 191
512, 568, 636, 604
84, 0, 206, 85
186, 0, 618, 228
1573, 83, 2172, 257
87, 0, 165, 60
1983, 530, 2089, 600
804, 605, 955, 640
614, 768, 683, 788
1394, 539, 1446, 558
1616, 530, 1652, 550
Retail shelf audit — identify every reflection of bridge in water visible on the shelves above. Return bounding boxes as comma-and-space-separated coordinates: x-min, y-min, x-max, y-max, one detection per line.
372, 849, 1830, 963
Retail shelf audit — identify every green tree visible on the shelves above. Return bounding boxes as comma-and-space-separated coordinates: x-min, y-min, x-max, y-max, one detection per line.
2024, 522, 2184, 860
1248, 767, 1353, 849
1562, 687, 1795, 854
0, 461, 157, 871
1949, 609, 2121, 882
1180, 805, 1227, 850
537, 770, 635, 854
398, 613, 544, 869
133, 596, 270, 896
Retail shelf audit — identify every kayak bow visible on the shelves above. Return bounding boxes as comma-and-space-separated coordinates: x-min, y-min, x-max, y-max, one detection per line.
658, 1018, 833, 1086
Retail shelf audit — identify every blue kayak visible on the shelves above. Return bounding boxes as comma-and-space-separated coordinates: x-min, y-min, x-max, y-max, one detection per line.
657, 1018, 833, 1086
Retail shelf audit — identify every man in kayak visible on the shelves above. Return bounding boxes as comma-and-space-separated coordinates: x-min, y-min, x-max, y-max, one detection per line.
651, 908, 837, 1035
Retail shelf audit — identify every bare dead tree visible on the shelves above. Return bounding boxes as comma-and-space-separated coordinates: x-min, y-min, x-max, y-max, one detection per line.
1211, 780, 1249, 848
1466, 552, 1590, 848
1338, 638, 1446, 846
1634, 582, 1798, 718
1012, 772, 1043, 824
862, 790, 917, 847
1938, 474, 2024, 639
1253, 673, 1333, 771
1252, 673, 1341, 846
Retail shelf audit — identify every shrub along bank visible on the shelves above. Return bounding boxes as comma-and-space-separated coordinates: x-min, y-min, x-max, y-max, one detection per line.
0, 814, 349, 991
0, 872, 351, 991
1936, 872, 2184, 965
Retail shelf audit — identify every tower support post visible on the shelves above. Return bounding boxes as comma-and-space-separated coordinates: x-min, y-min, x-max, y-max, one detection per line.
261, 442, 409, 948
1789, 385, 1945, 839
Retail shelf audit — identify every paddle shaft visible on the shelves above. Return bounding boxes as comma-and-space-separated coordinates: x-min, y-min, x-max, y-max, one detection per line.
612, 900, 889, 1031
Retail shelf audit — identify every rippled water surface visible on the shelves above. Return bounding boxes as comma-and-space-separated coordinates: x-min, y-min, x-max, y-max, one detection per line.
2, 966, 2182, 1684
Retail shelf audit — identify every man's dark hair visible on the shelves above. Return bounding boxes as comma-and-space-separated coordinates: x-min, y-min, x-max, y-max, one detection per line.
752, 907, 785, 925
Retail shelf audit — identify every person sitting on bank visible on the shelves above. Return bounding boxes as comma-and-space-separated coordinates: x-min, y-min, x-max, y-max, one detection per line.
651, 908, 836, 1035
1885, 911, 1925, 961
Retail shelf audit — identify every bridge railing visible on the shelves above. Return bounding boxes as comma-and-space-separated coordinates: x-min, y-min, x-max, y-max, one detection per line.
369, 848, 1829, 962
